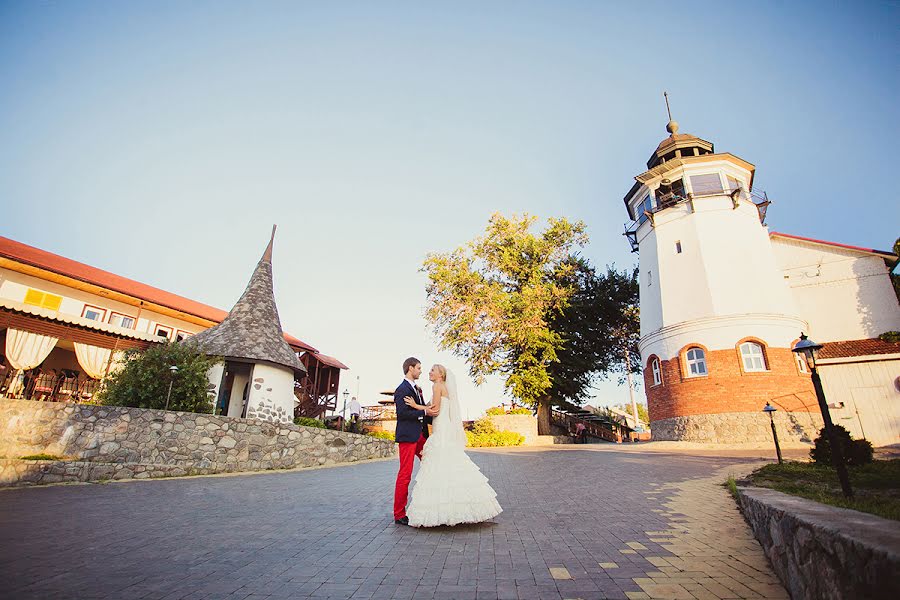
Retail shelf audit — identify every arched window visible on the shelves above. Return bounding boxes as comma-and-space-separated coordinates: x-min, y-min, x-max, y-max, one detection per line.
740, 342, 767, 372
685, 347, 707, 377
651, 358, 662, 386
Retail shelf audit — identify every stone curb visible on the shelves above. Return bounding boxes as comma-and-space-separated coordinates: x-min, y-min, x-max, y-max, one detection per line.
736, 485, 900, 600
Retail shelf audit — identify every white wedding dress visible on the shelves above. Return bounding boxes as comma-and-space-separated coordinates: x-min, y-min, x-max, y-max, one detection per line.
406, 373, 502, 527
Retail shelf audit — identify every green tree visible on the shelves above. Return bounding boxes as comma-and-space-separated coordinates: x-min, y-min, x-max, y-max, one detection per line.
99, 342, 219, 413
423, 213, 587, 433
547, 263, 640, 413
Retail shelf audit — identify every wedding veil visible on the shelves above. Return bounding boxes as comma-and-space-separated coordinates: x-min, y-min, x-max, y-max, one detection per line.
444, 369, 467, 449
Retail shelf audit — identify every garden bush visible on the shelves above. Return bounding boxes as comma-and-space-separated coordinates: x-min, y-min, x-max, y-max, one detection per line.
465, 418, 525, 447
810, 424, 874, 466
98, 342, 218, 413
485, 405, 532, 416
367, 430, 395, 441
294, 417, 326, 429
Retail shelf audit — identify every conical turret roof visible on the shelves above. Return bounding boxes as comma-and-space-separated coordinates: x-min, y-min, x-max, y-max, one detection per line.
188, 226, 305, 372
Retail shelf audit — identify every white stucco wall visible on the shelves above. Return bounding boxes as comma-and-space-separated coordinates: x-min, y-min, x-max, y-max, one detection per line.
0, 268, 203, 340
633, 159, 804, 362
205, 361, 225, 412
770, 237, 900, 342
245, 363, 295, 423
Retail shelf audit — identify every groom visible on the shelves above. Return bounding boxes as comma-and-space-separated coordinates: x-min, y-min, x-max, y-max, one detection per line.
393, 357, 438, 525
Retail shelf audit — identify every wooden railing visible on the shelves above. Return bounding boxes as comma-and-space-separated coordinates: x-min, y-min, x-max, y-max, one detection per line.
551, 409, 622, 443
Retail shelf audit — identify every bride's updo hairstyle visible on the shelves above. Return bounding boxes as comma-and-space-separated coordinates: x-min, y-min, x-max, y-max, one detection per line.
433, 364, 447, 382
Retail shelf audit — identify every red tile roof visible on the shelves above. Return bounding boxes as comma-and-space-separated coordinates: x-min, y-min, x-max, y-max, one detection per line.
0, 236, 318, 353
312, 353, 349, 370
770, 232, 898, 262
819, 338, 900, 359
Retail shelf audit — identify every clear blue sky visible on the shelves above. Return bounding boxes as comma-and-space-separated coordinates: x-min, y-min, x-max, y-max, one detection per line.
2, 1, 898, 418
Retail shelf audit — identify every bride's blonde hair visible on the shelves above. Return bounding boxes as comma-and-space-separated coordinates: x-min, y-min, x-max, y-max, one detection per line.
433, 364, 447, 382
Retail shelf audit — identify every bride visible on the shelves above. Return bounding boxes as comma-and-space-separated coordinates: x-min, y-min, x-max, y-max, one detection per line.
403, 364, 502, 527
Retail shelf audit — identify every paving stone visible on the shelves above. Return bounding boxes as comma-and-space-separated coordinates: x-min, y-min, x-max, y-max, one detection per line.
0, 446, 787, 600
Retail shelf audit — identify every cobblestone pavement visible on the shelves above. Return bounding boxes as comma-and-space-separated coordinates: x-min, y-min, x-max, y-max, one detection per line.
0, 446, 788, 600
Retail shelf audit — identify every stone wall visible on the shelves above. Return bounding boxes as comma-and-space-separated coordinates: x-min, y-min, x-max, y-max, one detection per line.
737, 486, 900, 600
651, 410, 823, 444
486, 414, 538, 444
0, 399, 396, 486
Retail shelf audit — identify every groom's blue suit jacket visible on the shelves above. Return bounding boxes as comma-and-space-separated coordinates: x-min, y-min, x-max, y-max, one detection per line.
394, 380, 430, 443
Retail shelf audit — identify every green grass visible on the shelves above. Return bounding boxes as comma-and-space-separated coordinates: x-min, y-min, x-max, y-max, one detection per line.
20, 453, 64, 461
725, 475, 739, 500
748, 459, 900, 521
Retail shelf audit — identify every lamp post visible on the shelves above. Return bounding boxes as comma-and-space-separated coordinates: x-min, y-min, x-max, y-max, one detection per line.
341, 389, 349, 432
164, 365, 179, 411
762, 402, 783, 464
792, 333, 853, 498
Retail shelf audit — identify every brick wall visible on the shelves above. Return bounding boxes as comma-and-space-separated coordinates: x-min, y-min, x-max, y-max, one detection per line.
645, 345, 817, 423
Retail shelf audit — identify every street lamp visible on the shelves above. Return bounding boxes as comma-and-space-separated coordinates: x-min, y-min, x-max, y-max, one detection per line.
341, 389, 349, 432
792, 333, 853, 498
762, 402, 782, 464
164, 365, 179, 411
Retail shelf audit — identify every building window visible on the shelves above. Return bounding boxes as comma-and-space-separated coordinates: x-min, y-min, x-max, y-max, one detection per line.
82, 305, 106, 321
23, 288, 63, 311
636, 194, 654, 224
656, 178, 685, 207
689, 173, 723, 195
727, 175, 744, 191
175, 330, 193, 342
651, 359, 662, 386
154, 325, 173, 339
740, 342, 767, 372
675, 240, 682, 254
109, 312, 136, 329
685, 347, 707, 377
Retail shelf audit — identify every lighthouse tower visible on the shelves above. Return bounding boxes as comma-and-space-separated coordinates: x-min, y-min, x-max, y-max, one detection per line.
624, 111, 822, 443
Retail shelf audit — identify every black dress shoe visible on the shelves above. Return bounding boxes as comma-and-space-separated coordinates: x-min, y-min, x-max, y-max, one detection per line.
394, 516, 409, 525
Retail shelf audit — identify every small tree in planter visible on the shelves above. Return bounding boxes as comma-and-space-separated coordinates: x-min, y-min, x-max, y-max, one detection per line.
98, 342, 219, 413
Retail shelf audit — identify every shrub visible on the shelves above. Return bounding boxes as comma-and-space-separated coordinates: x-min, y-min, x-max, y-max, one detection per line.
98, 342, 219, 413
471, 417, 498, 436
294, 417, 326, 429
367, 430, 395, 441
810, 425, 874, 466
878, 331, 900, 343
485, 406, 532, 416
465, 417, 525, 447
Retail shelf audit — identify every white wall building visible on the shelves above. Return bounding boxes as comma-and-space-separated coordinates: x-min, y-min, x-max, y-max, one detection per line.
623, 119, 900, 446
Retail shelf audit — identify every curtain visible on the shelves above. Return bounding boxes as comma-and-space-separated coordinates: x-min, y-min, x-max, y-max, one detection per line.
5, 329, 58, 397
74, 342, 112, 380
5, 328, 58, 370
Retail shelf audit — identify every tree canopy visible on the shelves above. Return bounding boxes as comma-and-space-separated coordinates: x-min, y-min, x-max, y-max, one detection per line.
422, 212, 640, 433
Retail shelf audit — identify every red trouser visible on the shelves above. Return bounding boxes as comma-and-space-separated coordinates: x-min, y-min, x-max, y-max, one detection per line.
393, 433, 426, 520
